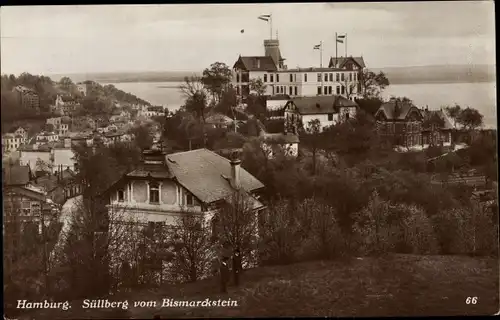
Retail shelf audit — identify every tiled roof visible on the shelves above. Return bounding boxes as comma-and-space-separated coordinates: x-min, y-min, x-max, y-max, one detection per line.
166, 149, 264, 204
3, 165, 30, 186
328, 56, 366, 68
422, 109, 454, 130
289, 95, 358, 115
376, 100, 422, 120
261, 133, 300, 144
234, 56, 278, 72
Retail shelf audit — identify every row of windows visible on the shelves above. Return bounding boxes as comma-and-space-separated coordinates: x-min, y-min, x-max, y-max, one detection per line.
274, 86, 298, 96
317, 86, 345, 95
116, 182, 195, 206
236, 72, 358, 84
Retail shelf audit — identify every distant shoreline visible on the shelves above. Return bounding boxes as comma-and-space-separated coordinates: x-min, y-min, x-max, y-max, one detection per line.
98, 79, 495, 85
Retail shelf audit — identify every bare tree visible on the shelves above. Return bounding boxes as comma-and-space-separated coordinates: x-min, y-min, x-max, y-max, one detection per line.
167, 212, 212, 283
214, 190, 260, 284
179, 76, 210, 124
341, 78, 357, 100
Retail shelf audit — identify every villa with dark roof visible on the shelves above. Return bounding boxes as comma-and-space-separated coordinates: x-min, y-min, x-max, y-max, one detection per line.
284, 95, 359, 132
103, 148, 265, 229
374, 99, 424, 148
375, 100, 455, 149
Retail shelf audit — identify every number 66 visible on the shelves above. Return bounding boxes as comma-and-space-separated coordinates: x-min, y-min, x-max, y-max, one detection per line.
466, 297, 478, 304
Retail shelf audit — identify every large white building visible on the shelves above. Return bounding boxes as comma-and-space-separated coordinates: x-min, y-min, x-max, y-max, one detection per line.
232, 38, 365, 101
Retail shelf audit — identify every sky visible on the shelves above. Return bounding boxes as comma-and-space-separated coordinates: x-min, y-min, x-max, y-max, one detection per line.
0, 2, 495, 75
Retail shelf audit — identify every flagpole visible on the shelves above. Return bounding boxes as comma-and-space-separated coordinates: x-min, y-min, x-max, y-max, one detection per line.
345, 33, 348, 57
335, 32, 338, 68
320, 41, 323, 68
320, 40, 323, 95
270, 14, 273, 40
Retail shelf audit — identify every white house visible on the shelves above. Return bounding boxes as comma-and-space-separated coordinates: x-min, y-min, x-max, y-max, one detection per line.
284, 95, 358, 132
36, 131, 59, 143
2, 133, 27, 153
19, 144, 52, 172
232, 38, 365, 101
103, 149, 265, 226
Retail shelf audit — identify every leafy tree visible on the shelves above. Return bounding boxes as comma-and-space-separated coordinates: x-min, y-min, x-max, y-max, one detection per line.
249, 78, 267, 97
59, 77, 73, 91
457, 107, 483, 131
130, 125, 154, 151
361, 69, 390, 99
201, 62, 232, 103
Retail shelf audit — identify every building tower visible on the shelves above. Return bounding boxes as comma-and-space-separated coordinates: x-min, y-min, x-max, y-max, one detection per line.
264, 39, 286, 70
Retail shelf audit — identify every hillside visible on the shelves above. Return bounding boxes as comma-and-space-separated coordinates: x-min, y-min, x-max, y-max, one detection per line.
371, 64, 496, 85
22, 254, 498, 319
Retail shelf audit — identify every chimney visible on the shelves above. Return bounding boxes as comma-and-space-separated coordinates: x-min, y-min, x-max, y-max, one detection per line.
230, 158, 242, 189
64, 137, 71, 148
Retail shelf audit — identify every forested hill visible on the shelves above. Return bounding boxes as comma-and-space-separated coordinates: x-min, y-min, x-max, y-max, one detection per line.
0, 73, 151, 127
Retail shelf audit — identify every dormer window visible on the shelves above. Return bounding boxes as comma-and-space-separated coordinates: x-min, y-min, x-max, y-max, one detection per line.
149, 182, 160, 204
117, 189, 124, 202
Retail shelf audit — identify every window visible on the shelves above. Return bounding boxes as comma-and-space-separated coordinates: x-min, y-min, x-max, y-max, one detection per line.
264, 74, 267, 82
354, 73, 357, 81
329, 73, 333, 82
186, 193, 194, 206
328, 113, 334, 121
341, 86, 345, 94
290, 74, 293, 82
117, 189, 124, 202
324, 86, 327, 94
276, 74, 280, 82
336, 73, 340, 82
317, 73, 321, 82
289, 86, 292, 95
149, 182, 159, 204
270, 74, 274, 82
317, 86, 322, 95
341, 73, 345, 81
294, 86, 298, 96
336, 86, 340, 94
236, 74, 240, 83
324, 73, 328, 82
328, 86, 332, 94
304, 74, 308, 82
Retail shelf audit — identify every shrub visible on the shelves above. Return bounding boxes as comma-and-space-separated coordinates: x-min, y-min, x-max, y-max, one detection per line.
432, 204, 498, 256
352, 191, 439, 256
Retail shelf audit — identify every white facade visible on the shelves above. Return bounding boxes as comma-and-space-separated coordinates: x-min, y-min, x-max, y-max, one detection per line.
233, 69, 362, 100
36, 132, 59, 142
266, 99, 288, 111
52, 148, 76, 172
2, 134, 27, 153
302, 113, 339, 131
19, 150, 52, 172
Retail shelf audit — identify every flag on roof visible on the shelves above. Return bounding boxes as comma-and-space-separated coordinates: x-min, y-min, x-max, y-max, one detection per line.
258, 14, 271, 21
313, 44, 321, 50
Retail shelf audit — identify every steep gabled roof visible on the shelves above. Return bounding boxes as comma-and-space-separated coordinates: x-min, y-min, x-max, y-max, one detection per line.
328, 56, 366, 69
233, 56, 278, 72
375, 100, 422, 121
288, 95, 358, 115
422, 109, 454, 130
165, 149, 264, 204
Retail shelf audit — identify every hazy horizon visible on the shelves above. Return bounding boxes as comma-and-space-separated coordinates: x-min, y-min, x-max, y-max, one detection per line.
1, 2, 495, 75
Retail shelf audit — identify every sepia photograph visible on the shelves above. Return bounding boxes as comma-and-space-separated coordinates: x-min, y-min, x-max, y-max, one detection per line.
1, 2, 498, 319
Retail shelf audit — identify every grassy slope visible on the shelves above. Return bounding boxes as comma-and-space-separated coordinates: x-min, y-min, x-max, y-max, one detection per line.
27, 254, 498, 319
